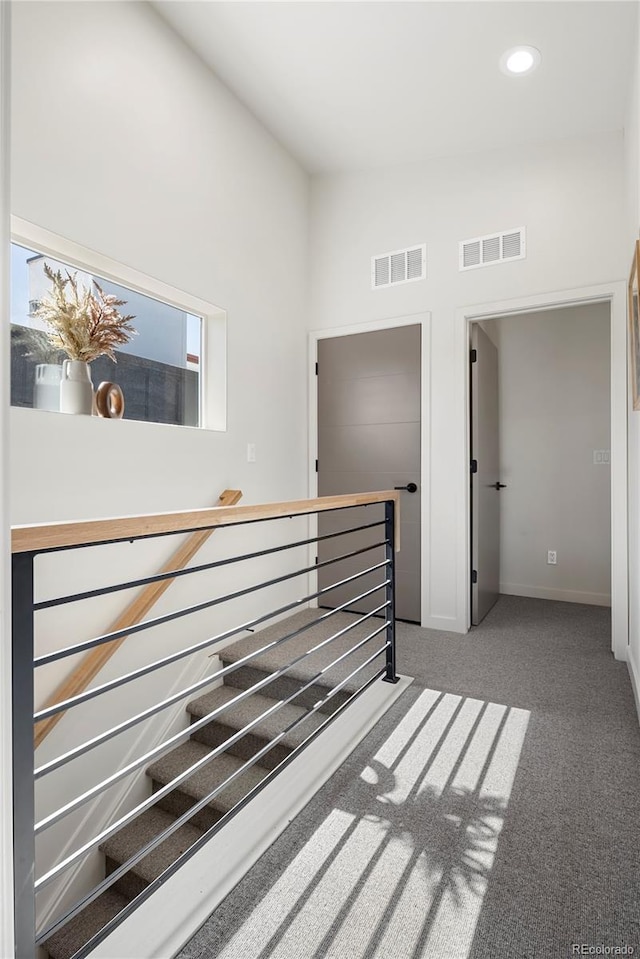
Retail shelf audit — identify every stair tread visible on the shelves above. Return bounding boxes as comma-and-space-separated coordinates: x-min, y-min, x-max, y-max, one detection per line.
100, 806, 202, 885
44, 609, 383, 958
221, 609, 386, 690
147, 740, 269, 812
43, 888, 129, 959
187, 686, 327, 748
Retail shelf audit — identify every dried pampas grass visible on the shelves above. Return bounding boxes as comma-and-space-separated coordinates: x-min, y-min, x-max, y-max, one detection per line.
34, 263, 136, 363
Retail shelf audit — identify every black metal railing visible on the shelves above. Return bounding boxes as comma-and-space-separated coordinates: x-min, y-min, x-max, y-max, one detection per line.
11, 493, 399, 959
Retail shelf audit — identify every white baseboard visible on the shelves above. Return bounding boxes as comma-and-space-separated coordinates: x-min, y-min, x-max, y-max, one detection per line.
90, 674, 412, 959
499, 582, 611, 608
628, 652, 640, 727
420, 614, 467, 634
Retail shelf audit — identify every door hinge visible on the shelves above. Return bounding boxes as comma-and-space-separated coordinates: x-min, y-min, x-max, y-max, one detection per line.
470, 459, 478, 473
470, 349, 477, 363
471, 569, 478, 584
315, 459, 318, 472
315, 555, 319, 565
315, 362, 319, 375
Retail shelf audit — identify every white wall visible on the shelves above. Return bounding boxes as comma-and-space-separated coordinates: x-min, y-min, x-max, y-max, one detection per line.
624, 7, 640, 709
11, 0, 310, 706
11, 0, 309, 524
492, 304, 611, 606
10, 0, 310, 938
310, 132, 627, 631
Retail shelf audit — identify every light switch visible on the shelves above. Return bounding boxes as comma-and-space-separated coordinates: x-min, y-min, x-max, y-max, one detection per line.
247, 443, 256, 463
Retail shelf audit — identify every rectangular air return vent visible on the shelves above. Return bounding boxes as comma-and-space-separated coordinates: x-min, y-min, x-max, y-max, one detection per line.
372, 244, 426, 289
459, 227, 526, 272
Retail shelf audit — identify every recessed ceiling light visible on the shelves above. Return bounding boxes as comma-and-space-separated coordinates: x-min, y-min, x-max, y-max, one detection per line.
500, 46, 541, 77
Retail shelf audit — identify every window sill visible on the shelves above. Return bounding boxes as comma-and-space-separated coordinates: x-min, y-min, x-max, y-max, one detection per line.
10, 405, 226, 435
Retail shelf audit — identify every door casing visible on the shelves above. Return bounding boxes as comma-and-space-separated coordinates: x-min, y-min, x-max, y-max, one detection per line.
456, 283, 628, 660
309, 313, 430, 628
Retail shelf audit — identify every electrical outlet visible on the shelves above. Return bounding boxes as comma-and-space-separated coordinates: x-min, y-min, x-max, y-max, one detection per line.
247, 443, 256, 463
547, 550, 557, 565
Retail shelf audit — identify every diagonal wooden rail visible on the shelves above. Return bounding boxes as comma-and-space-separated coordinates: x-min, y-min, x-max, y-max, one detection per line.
33, 488, 243, 748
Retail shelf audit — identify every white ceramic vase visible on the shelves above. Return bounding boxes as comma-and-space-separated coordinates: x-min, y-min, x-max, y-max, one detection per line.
60, 360, 94, 415
33, 363, 62, 412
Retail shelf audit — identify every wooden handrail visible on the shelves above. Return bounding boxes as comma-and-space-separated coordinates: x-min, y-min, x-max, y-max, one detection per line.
33, 488, 243, 748
13, 490, 401, 554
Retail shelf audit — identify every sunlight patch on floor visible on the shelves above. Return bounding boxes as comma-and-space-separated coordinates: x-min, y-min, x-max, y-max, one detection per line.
216, 689, 530, 959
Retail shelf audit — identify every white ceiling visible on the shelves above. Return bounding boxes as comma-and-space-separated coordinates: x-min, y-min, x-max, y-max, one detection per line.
154, 1, 638, 175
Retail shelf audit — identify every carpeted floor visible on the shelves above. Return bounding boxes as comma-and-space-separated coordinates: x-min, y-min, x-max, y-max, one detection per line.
177, 596, 640, 959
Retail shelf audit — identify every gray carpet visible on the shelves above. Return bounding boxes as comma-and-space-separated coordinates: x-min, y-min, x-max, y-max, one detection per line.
177, 596, 640, 959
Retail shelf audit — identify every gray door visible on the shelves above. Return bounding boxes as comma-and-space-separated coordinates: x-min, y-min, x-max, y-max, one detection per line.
317, 325, 421, 623
471, 324, 502, 625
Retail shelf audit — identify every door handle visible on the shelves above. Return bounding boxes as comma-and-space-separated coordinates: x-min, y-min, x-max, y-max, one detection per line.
493, 482, 507, 490
394, 482, 418, 493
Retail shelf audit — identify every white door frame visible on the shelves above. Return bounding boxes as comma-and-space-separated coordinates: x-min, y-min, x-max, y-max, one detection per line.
308, 312, 431, 627
455, 282, 628, 660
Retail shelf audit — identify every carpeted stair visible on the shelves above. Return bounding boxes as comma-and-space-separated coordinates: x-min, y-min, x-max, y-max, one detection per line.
43, 608, 385, 959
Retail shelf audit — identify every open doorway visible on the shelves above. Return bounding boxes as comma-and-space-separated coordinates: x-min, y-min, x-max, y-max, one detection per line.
470, 303, 612, 626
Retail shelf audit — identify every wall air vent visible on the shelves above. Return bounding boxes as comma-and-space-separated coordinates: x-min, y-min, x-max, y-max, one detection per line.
372, 244, 426, 289
459, 227, 526, 272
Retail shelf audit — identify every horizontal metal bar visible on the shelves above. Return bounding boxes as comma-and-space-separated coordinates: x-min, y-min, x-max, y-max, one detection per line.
34, 520, 385, 611
36, 660, 387, 952
35, 627, 389, 889
34, 539, 388, 671
34, 558, 390, 724
34, 607, 389, 836
35, 579, 389, 779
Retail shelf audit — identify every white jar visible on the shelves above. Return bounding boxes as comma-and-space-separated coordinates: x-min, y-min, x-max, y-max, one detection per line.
33, 363, 62, 412
60, 360, 94, 415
